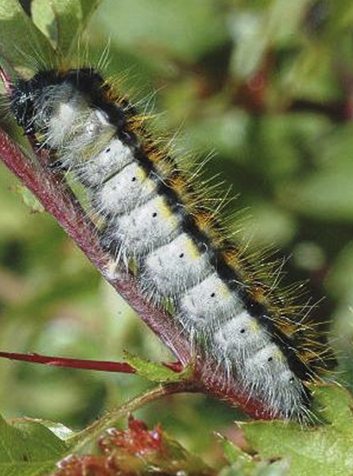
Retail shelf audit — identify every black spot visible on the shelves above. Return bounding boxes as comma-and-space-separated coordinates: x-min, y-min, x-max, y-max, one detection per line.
240, 328, 245, 334
179, 253, 184, 258
152, 212, 157, 217
106, 147, 111, 153
210, 292, 216, 298
131, 177, 136, 182
267, 357, 273, 362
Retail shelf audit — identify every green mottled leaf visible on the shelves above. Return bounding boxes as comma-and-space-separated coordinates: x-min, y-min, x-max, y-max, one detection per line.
124, 351, 192, 383
242, 385, 353, 476
31, 0, 103, 54
0, 0, 53, 69
0, 414, 68, 476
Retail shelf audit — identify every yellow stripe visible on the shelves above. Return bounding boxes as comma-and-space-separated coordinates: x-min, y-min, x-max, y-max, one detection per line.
218, 282, 232, 298
156, 198, 178, 227
185, 237, 201, 260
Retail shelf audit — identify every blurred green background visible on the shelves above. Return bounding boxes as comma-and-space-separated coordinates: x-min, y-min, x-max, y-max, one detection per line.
1, 0, 353, 463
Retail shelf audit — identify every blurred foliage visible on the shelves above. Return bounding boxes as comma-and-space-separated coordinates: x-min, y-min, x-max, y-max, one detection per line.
1, 0, 353, 473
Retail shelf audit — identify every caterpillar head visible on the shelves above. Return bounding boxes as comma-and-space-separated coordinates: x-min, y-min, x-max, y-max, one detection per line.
10, 78, 39, 133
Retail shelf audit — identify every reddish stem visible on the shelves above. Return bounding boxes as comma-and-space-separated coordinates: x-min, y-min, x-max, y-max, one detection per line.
0, 350, 184, 374
0, 351, 136, 373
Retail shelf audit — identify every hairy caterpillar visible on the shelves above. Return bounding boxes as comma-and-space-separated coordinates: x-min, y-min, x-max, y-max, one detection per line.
5, 63, 334, 421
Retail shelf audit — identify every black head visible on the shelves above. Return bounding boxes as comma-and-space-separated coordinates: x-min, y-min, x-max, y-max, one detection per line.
10, 78, 38, 133
10, 69, 105, 135
10, 70, 61, 134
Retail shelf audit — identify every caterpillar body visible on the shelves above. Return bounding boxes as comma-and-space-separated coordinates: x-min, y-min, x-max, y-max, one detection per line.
8, 66, 334, 421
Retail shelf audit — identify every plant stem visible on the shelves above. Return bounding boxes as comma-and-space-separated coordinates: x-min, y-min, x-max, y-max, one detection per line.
0, 351, 137, 373
0, 350, 183, 374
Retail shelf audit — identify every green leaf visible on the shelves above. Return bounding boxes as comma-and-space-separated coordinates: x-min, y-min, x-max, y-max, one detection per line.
222, 437, 247, 465
32, 420, 74, 441
0, 0, 54, 69
220, 460, 289, 476
30, 0, 57, 49
124, 351, 193, 383
0, 414, 68, 476
14, 185, 45, 213
242, 385, 353, 476
219, 435, 289, 476
31, 0, 104, 55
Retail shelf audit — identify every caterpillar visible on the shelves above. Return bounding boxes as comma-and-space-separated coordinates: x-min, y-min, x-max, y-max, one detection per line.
5, 63, 334, 421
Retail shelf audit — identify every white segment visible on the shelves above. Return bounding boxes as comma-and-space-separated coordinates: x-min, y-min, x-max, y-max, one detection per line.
79, 109, 110, 141
69, 109, 110, 150
178, 273, 241, 327
215, 316, 307, 418
95, 162, 157, 215
49, 102, 78, 144
214, 311, 270, 362
143, 233, 212, 297
59, 109, 113, 165
107, 195, 181, 257
272, 370, 306, 418
43, 85, 87, 147
243, 344, 306, 418
242, 343, 288, 385
75, 138, 134, 187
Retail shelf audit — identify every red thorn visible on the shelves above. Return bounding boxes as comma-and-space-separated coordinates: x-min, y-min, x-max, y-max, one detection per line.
163, 361, 184, 372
